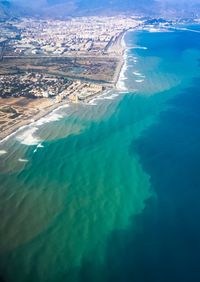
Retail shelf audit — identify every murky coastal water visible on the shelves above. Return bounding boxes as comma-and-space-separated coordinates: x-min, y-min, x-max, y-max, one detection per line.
0, 27, 200, 282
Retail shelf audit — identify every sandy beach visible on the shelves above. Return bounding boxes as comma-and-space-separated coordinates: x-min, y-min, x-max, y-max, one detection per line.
0, 31, 127, 143
0, 98, 69, 142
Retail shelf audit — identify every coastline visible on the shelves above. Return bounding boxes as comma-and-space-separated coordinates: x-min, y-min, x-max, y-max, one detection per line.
0, 31, 128, 144
113, 31, 127, 87
0, 100, 69, 143
115, 31, 129, 92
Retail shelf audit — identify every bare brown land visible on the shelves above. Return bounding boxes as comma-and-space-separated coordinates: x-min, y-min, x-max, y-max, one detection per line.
0, 32, 126, 142
0, 56, 118, 85
0, 98, 68, 141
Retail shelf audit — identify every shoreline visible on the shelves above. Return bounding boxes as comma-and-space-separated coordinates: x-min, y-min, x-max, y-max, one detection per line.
113, 30, 127, 87
0, 31, 128, 144
0, 100, 69, 143
0, 88, 112, 143
114, 30, 129, 91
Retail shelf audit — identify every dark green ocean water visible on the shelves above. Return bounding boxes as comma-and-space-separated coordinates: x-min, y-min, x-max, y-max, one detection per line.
0, 27, 200, 282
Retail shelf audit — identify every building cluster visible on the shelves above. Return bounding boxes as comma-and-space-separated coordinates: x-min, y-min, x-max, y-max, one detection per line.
67, 81, 104, 102
0, 73, 72, 98
0, 21, 19, 42
0, 15, 188, 105
4, 16, 142, 56
0, 72, 104, 102
1, 16, 198, 58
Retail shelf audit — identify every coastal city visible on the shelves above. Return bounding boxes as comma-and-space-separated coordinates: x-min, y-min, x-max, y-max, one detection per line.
0, 15, 144, 139
1, 0, 200, 281
2, 16, 143, 56
0, 16, 143, 100
0, 14, 197, 139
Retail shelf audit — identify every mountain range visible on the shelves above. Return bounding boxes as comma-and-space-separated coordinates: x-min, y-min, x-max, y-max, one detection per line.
0, 0, 200, 18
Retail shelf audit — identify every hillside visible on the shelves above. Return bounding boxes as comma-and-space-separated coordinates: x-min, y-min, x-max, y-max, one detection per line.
0, 0, 199, 18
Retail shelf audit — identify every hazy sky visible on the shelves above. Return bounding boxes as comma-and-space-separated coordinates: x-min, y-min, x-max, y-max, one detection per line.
0, 0, 198, 20
9, 0, 200, 13
11, 0, 200, 2
10, 0, 200, 5
10, 0, 199, 3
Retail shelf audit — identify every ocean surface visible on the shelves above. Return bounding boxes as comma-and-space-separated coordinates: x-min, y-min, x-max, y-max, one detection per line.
0, 27, 200, 282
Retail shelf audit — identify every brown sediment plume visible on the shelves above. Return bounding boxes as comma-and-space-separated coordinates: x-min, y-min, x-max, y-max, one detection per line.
0, 30, 130, 142
0, 98, 68, 142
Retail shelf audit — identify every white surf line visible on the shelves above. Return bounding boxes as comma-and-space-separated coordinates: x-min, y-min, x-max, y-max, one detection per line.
133, 71, 141, 75
129, 59, 138, 64
0, 102, 69, 145
133, 71, 146, 79
16, 110, 64, 146
87, 89, 114, 106
18, 158, 29, 162
173, 27, 200, 34
16, 126, 41, 146
104, 93, 119, 100
131, 46, 148, 50
33, 142, 44, 153
147, 28, 170, 33
88, 91, 120, 105
0, 150, 7, 156
133, 71, 143, 76
37, 143, 44, 148
135, 79, 144, 83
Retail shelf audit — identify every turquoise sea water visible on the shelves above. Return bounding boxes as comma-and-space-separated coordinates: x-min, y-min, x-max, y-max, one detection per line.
0, 28, 200, 282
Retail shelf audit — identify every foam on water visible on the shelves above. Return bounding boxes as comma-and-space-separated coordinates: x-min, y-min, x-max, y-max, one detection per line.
133, 71, 143, 76
37, 143, 44, 148
87, 91, 120, 106
104, 93, 119, 100
135, 79, 145, 83
18, 158, 29, 163
16, 127, 40, 146
121, 33, 126, 48
133, 71, 145, 78
117, 56, 128, 91
146, 27, 172, 33
0, 125, 29, 144
132, 46, 148, 50
1, 103, 68, 145
35, 113, 63, 126
88, 99, 98, 106
117, 81, 127, 91
0, 150, 7, 156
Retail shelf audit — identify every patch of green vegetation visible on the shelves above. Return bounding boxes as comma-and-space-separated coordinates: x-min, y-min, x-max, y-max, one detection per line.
0, 106, 17, 114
